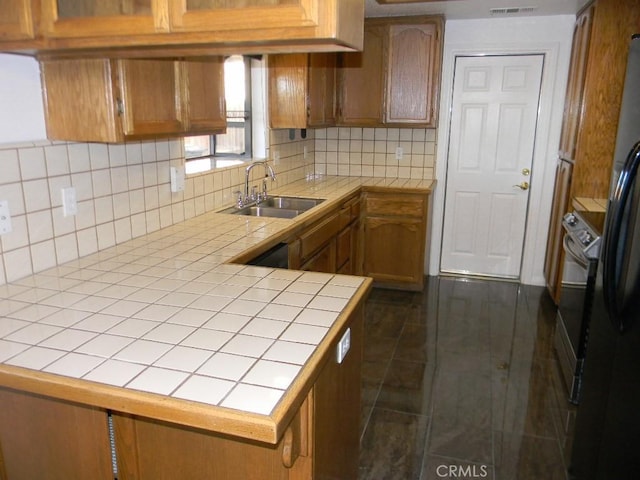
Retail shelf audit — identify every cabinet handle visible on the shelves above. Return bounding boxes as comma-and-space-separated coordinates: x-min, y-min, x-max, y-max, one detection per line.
281, 426, 296, 468
116, 99, 124, 116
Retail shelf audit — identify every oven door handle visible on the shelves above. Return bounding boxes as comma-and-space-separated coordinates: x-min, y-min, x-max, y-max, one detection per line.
563, 234, 589, 269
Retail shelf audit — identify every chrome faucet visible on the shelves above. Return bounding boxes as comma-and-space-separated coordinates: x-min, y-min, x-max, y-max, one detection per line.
243, 160, 276, 206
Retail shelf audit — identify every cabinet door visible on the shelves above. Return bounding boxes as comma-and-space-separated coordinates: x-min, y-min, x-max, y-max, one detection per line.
307, 53, 337, 127
40, 0, 169, 37
544, 159, 573, 304
184, 57, 226, 133
558, 5, 594, 162
338, 23, 385, 126
0, 388, 113, 480
268, 53, 308, 129
385, 22, 440, 126
169, 0, 320, 33
117, 59, 186, 137
363, 216, 424, 287
41, 58, 123, 142
301, 240, 336, 273
313, 307, 363, 480
112, 412, 298, 480
0, 0, 35, 40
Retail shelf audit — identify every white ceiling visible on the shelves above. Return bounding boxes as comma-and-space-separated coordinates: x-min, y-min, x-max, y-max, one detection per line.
364, 0, 590, 19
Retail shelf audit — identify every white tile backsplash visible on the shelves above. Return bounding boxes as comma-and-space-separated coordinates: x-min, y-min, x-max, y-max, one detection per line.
314, 127, 436, 180
0, 128, 312, 286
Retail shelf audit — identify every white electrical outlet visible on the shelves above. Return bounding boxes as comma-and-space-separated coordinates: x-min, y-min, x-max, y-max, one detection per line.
303, 146, 308, 159
170, 166, 185, 192
395, 146, 403, 160
0, 201, 12, 235
336, 327, 351, 364
273, 151, 280, 165
62, 187, 77, 217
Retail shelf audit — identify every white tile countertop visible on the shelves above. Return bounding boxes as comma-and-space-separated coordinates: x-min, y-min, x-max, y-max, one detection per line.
0, 175, 433, 442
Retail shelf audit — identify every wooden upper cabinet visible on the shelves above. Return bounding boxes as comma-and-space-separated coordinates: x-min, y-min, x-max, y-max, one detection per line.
40, 0, 168, 38
170, 0, 320, 33
268, 52, 336, 129
337, 15, 443, 128
41, 57, 225, 142
3, 0, 363, 54
184, 57, 227, 133
337, 23, 385, 126
307, 53, 337, 127
0, 0, 36, 40
117, 59, 185, 137
558, 4, 594, 162
386, 22, 439, 125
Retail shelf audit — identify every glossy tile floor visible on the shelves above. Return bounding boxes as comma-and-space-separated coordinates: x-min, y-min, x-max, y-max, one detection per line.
359, 276, 574, 480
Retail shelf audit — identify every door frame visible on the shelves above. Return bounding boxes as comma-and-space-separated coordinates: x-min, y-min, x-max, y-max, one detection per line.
429, 18, 575, 286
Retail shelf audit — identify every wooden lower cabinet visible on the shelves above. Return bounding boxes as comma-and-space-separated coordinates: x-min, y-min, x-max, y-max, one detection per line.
313, 306, 363, 480
289, 193, 360, 274
362, 190, 429, 290
112, 413, 297, 480
0, 309, 365, 480
0, 389, 114, 480
289, 189, 428, 288
300, 239, 337, 273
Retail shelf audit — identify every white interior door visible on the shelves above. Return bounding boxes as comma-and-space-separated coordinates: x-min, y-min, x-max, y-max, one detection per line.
441, 55, 544, 279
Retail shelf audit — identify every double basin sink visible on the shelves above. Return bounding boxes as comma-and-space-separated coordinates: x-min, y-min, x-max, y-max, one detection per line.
218, 196, 325, 219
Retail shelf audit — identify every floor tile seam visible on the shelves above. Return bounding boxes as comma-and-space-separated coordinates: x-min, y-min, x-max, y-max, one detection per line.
373, 404, 431, 420
421, 452, 495, 467
419, 350, 444, 480
492, 428, 563, 442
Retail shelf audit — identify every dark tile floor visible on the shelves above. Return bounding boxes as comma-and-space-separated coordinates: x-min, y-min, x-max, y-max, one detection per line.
358, 276, 575, 480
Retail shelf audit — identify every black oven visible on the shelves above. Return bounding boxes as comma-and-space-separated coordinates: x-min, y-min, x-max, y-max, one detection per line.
554, 211, 601, 404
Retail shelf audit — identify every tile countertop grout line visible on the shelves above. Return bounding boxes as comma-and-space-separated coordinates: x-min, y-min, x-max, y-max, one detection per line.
0, 175, 433, 443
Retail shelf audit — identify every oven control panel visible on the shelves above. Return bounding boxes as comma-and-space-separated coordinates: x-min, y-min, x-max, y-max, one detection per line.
562, 212, 601, 260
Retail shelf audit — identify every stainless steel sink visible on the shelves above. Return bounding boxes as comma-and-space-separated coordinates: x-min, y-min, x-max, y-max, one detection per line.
259, 196, 324, 211
218, 196, 325, 218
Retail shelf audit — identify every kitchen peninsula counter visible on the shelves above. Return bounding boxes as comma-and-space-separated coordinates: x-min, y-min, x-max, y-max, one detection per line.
0, 175, 434, 479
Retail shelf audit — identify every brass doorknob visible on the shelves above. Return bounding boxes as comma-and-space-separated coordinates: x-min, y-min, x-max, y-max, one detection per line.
513, 181, 530, 190
522, 168, 531, 176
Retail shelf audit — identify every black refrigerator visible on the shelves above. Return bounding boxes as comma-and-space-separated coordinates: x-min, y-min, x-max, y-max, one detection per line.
569, 34, 640, 479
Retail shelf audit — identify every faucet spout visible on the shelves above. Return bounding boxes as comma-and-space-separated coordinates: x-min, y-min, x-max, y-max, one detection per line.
244, 160, 277, 204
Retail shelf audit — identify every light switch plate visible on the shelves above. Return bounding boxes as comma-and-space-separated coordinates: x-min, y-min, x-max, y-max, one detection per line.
0, 201, 12, 235
336, 327, 351, 364
62, 187, 77, 217
170, 166, 185, 192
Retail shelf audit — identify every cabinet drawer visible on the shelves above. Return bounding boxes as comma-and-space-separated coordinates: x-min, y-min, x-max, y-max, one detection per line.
338, 196, 361, 229
365, 194, 424, 217
299, 212, 342, 261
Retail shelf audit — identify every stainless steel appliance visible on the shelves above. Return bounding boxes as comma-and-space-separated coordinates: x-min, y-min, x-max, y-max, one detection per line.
569, 34, 640, 479
554, 211, 601, 404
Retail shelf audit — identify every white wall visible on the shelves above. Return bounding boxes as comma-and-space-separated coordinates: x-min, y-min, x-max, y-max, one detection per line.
430, 15, 575, 286
0, 54, 46, 144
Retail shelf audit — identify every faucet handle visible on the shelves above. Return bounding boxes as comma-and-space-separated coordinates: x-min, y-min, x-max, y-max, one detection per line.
234, 190, 243, 208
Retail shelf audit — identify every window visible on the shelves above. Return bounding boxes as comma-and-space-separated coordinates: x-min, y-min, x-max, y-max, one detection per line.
185, 55, 263, 174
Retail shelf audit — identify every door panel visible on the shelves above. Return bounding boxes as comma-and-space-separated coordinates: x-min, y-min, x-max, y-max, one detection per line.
441, 55, 544, 278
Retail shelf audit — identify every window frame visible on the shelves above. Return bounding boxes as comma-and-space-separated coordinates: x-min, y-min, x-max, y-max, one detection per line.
185, 55, 253, 170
